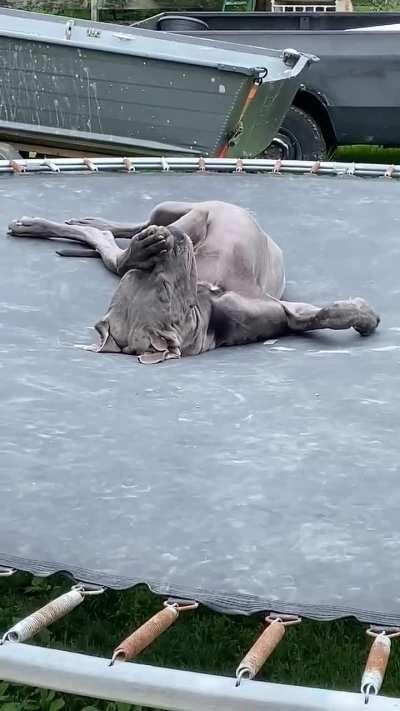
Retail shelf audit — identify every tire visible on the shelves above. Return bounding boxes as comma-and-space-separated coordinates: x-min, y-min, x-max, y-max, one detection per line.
0, 142, 22, 160
263, 106, 327, 161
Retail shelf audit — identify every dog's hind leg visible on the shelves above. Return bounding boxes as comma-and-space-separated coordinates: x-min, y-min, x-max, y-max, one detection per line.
280, 298, 380, 337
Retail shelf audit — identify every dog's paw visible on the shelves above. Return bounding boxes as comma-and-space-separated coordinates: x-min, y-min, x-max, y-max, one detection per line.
8, 217, 42, 236
352, 297, 380, 336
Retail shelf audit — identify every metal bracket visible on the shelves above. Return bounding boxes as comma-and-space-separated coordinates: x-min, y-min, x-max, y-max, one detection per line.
72, 582, 105, 596
282, 48, 301, 68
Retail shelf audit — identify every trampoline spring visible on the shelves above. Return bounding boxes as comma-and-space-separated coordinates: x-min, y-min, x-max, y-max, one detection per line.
83, 158, 98, 173
109, 600, 199, 666
235, 159, 245, 174
65, 19, 74, 40
123, 157, 135, 172
9, 160, 26, 174
43, 159, 60, 173
310, 161, 321, 174
272, 159, 282, 175
235, 614, 301, 687
361, 631, 394, 704
384, 164, 396, 179
0, 587, 85, 645
161, 157, 170, 172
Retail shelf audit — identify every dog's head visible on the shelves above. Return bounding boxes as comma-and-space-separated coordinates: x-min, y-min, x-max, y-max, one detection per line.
92, 227, 210, 363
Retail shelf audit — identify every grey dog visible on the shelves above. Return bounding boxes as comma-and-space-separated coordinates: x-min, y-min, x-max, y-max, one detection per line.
8, 200, 380, 364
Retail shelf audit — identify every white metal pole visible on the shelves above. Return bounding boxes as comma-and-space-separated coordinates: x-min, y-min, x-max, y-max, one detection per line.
0, 641, 398, 711
91, 0, 98, 22
0, 157, 398, 177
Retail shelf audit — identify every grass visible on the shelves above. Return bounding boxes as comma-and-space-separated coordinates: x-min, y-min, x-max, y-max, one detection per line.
1, 573, 400, 710
334, 145, 400, 163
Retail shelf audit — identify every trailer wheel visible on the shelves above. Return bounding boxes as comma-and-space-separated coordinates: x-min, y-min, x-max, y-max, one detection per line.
0, 142, 22, 160
263, 106, 327, 161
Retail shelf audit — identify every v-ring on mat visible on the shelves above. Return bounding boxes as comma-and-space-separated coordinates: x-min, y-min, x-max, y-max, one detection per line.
0, 166, 399, 625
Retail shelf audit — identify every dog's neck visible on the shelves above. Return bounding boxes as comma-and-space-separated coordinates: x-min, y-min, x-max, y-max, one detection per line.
181, 282, 223, 356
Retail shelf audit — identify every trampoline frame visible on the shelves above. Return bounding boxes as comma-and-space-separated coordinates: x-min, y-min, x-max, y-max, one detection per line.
0, 641, 398, 711
1, 154, 399, 177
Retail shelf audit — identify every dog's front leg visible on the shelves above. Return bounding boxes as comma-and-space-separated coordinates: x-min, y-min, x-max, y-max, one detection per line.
8, 217, 123, 275
65, 217, 149, 238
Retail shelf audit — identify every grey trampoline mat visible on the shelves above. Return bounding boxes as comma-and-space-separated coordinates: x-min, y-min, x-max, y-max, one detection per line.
1, 170, 399, 624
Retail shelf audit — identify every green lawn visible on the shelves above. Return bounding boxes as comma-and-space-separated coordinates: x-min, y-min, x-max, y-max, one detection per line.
1, 572, 400, 710
334, 145, 400, 163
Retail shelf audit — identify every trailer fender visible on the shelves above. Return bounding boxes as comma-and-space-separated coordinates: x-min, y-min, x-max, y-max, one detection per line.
293, 88, 337, 154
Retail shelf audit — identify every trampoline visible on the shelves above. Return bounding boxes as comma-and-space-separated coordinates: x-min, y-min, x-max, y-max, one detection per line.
0, 157, 399, 706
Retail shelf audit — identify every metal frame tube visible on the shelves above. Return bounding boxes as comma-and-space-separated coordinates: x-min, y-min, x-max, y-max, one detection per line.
91, 0, 98, 22
0, 156, 399, 177
0, 641, 398, 711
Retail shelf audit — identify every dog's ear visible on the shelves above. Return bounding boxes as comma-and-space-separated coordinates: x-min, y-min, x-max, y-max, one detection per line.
94, 320, 121, 353
138, 335, 181, 365
150, 334, 169, 352
138, 351, 168, 364
138, 350, 181, 364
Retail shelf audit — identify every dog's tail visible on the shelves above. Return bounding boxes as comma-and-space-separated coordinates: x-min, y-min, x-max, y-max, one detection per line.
56, 248, 100, 258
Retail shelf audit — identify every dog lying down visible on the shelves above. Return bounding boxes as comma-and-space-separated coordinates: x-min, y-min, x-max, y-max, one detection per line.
8, 200, 380, 364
